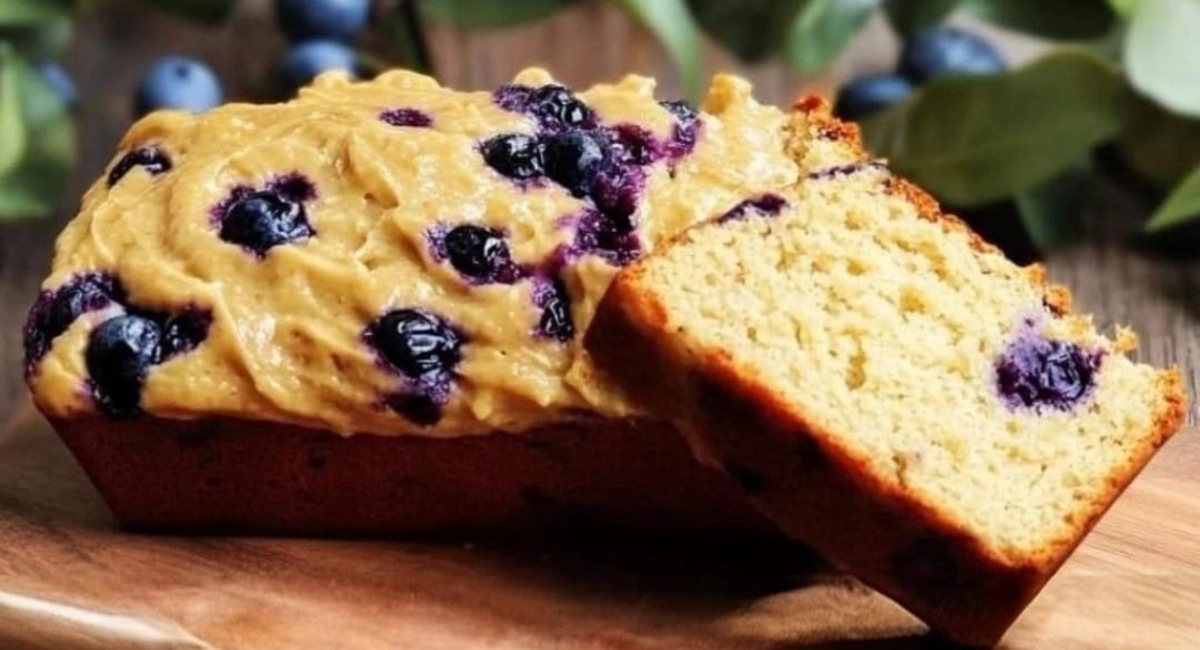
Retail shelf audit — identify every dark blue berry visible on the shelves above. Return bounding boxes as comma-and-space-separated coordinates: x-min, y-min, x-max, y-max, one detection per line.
717, 194, 788, 224
588, 165, 643, 231
440, 225, 521, 284
834, 74, 914, 121
134, 56, 223, 117
281, 40, 358, 91
380, 108, 433, 128
274, 0, 370, 43
384, 393, 443, 427
24, 273, 124, 376
481, 133, 544, 181
609, 124, 661, 166
163, 308, 213, 357
898, 27, 1005, 84
367, 309, 464, 379
660, 99, 700, 158
543, 129, 607, 198
534, 277, 575, 342
35, 61, 77, 110
107, 146, 172, 188
995, 333, 1101, 412
528, 84, 596, 130
217, 178, 315, 257
86, 315, 164, 416
660, 99, 697, 123
572, 210, 642, 267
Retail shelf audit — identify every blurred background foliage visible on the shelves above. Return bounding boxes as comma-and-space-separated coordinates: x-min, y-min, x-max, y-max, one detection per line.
1, 0, 1199, 262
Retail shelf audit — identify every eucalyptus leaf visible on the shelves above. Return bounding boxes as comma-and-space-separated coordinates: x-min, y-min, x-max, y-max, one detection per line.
961, 0, 1117, 39
882, 0, 959, 37
0, 47, 27, 175
0, 112, 73, 219
417, 0, 581, 29
1145, 165, 1200, 231
0, 0, 70, 26
614, 0, 703, 100
686, 0, 801, 63
1125, 0, 1200, 118
1013, 168, 1088, 251
784, 0, 880, 73
861, 50, 1125, 207
136, 0, 239, 24
1117, 94, 1200, 190
1107, 0, 1142, 16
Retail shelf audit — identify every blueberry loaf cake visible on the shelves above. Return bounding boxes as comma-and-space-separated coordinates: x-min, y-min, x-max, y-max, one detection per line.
586, 97, 1186, 644
23, 69, 822, 534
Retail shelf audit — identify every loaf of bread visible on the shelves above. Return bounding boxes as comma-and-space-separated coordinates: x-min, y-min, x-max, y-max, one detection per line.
22, 69, 820, 534
585, 97, 1187, 644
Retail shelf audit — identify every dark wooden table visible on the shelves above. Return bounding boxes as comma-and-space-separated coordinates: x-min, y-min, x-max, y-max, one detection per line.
1, 0, 1196, 422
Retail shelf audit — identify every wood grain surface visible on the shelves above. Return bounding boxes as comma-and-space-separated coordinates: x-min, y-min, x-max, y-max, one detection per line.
0, 407, 1197, 650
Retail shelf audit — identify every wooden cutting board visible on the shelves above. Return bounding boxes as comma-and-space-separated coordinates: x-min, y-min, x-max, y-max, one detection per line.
0, 404, 1197, 650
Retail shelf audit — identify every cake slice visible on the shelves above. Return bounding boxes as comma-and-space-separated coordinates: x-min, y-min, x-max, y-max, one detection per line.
585, 97, 1186, 645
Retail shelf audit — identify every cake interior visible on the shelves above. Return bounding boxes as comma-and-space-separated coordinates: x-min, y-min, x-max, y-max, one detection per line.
631, 166, 1178, 561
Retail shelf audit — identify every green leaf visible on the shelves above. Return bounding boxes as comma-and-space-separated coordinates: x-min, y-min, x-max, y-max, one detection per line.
1117, 93, 1200, 190
0, 112, 74, 219
417, 0, 582, 29
1107, 0, 1143, 16
381, 1, 433, 73
1125, 0, 1200, 118
783, 0, 880, 73
961, 0, 1117, 39
0, 46, 27, 175
1145, 165, 1200, 231
883, 0, 960, 37
0, 0, 71, 26
861, 50, 1125, 207
1013, 168, 1088, 251
1, 19, 72, 58
686, 0, 802, 63
136, 0, 240, 24
614, 0, 704, 100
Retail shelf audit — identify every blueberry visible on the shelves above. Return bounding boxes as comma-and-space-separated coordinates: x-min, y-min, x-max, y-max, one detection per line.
834, 74, 914, 121
217, 187, 315, 257
383, 393, 443, 427
717, 194, 788, 224
380, 108, 433, 128
163, 308, 213, 357
281, 40, 358, 91
86, 315, 164, 416
440, 225, 520, 284
529, 84, 596, 130
995, 333, 1101, 412
481, 133, 544, 181
572, 210, 642, 267
588, 165, 644, 230
274, 0, 370, 43
609, 124, 660, 166
134, 56, 223, 117
898, 27, 1005, 84
543, 129, 606, 197
660, 99, 698, 123
534, 277, 575, 342
367, 309, 464, 379
107, 146, 172, 188
23, 273, 124, 375
35, 61, 77, 110
493, 84, 536, 114
660, 99, 700, 158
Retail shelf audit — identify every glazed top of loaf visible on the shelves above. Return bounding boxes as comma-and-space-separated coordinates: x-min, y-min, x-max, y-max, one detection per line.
24, 68, 806, 437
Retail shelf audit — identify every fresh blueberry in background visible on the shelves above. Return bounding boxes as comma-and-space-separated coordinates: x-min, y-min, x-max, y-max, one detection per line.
134, 56, 223, 117
834, 74, 914, 121
218, 188, 315, 257
442, 225, 520, 283
898, 26, 1005, 84
368, 309, 464, 379
481, 133, 545, 181
543, 129, 607, 198
282, 40, 358, 91
107, 146, 173, 188
86, 314, 164, 416
275, 0, 370, 44
35, 61, 77, 110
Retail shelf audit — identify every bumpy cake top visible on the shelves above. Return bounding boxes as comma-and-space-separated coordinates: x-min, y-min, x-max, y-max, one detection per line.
25, 68, 807, 437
